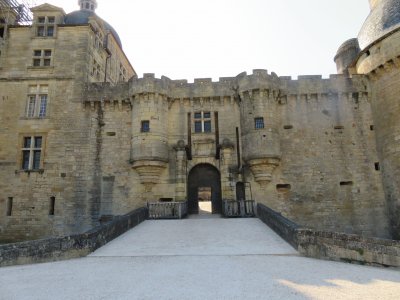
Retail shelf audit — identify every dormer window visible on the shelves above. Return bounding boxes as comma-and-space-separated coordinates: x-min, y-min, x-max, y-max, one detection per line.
36, 16, 55, 37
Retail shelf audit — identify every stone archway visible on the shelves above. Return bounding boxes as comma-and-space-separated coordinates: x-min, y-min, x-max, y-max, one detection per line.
187, 164, 222, 214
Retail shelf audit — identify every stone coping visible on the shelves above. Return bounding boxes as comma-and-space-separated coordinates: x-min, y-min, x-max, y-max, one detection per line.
0, 207, 148, 268
257, 203, 400, 268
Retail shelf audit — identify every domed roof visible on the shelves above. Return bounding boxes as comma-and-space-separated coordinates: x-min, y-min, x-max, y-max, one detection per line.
64, 10, 122, 48
358, 0, 400, 50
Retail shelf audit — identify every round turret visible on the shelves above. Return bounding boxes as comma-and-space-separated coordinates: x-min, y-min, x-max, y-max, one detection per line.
130, 77, 169, 191
237, 71, 281, 186
354, 0, 400, 239
358, 0, 400, 50
334, 38, 360, 75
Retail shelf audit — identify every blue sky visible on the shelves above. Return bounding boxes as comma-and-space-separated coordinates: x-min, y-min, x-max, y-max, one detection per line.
39, 0, 370, 81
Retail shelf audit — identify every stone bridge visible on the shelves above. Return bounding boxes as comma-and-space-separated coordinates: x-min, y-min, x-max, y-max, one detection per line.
0, 213, 399, 299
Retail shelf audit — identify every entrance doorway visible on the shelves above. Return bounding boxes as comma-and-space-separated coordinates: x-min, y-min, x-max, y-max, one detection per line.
187, 164, 222, 214
236, 182, 246, 201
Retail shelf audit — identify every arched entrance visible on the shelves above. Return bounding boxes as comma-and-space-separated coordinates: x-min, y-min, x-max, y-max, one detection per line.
187, 164, 222, 214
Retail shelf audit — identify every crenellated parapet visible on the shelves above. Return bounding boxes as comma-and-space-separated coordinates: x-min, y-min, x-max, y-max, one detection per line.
279, 74, 369, 103
84, 70, 371, 106
236, 69, 281, 96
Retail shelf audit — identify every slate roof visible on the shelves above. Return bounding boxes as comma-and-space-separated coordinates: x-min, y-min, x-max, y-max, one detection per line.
64, 10, 122, 48
358, 0, 400, 50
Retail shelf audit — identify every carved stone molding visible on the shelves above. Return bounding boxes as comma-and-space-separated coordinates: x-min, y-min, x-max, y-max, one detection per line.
247, 157, 280, 187
132, 160, 167, 191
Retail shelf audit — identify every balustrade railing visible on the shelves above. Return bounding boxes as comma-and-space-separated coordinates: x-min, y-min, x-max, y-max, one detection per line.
222, 200, 256, 217
147, 201, 188, 219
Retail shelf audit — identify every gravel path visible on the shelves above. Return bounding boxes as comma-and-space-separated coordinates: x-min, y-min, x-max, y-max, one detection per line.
0, 217, 399, 300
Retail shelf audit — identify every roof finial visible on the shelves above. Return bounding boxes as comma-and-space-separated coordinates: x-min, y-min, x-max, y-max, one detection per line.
78, 0, 98, 12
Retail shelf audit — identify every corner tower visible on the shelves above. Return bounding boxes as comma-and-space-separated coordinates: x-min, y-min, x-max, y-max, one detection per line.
355, 0, 400, 238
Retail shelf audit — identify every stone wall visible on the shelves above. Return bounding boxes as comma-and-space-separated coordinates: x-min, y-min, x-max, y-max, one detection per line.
269, 75, 388, 238
257, 203, 400, 268
76, 70, 391, 239
355, 30, 400, 239
0, 207, 147, 268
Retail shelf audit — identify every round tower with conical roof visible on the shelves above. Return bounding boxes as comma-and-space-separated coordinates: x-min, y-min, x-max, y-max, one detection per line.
355, 0, 400, 238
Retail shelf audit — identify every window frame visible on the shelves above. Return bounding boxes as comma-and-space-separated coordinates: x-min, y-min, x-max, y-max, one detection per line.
91, 59, 102, 80
21, 135, 44, 171
119, 63, 127, 82
36, 16, 56, 37
194, 111, 212, 133
254, 117, 265, 130
32, 49, 52, 67
25, 85, 49, 118
140, 120, 150, 133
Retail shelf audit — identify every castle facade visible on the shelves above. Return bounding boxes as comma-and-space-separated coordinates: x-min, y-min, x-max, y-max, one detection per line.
1, 0, 399, 242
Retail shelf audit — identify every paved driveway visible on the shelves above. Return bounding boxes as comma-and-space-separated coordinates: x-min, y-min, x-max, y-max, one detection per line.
0, 217, 399, 299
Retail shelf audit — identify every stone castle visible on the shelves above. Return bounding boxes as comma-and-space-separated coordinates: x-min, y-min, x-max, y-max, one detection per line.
0, 0, 399, 243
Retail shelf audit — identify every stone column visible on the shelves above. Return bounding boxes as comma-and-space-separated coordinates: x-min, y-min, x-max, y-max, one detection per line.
174, 140, 187, 201
220, 139, 235, 200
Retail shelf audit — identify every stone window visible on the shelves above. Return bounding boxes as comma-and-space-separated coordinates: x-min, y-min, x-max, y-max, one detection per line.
36, 16, 55, 37
94, 31, 104, 49
119, 64, 127, 82
21, 136, 43, 170
194, 111, 211, 133
91, 59, 101, 80
0, 18, 5, 39
6, 197, 13, 216
26, 85, 48, 118
276, 184, 291, 192
141, 120, 150, 132
254, 117, 264, 129
6, 197, 14, 217
49, 196, 55, 215
32, 49, 52, 67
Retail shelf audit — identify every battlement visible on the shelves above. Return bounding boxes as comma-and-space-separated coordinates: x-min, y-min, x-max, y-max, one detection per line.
84, 70, 370, 106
